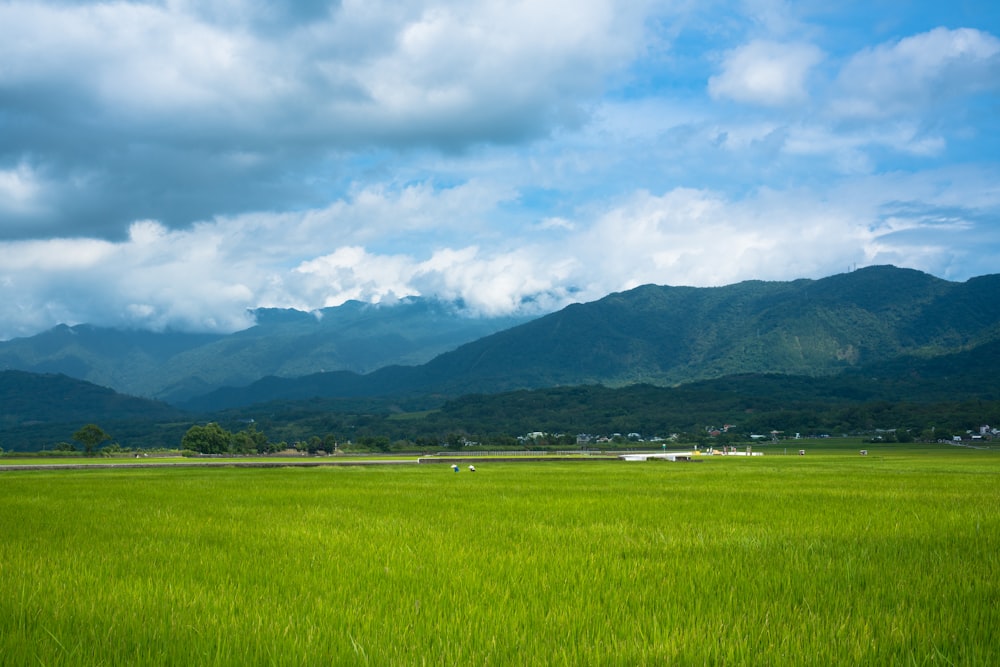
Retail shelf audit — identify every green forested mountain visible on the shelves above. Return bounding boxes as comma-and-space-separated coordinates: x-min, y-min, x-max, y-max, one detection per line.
412, 338, 1000, 439
200, 338, 998, 447
0, 371, 181, 423
416, 265, 999, 389
3, 265, 999, 451
0, 371, 186, 451
3, 325, 999, 451
0, 298, 530, 403
6, 266, 996, 413
0, 326, 224, 401
187, 266, 1000, 411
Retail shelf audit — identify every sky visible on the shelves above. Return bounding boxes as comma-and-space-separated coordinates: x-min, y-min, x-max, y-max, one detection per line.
1, 0, 999, 339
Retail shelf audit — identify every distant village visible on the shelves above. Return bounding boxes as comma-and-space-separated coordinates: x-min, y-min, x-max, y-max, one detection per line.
515, 423, 999, 447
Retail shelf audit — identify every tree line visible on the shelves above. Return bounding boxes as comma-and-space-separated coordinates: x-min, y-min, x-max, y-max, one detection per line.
180, 422, 279, 455
6, 380, 998, 455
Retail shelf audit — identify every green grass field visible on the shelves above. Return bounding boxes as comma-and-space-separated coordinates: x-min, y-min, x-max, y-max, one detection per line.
1, 446, 997, 665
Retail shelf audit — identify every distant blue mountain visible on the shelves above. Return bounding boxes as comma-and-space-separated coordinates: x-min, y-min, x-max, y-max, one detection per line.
0, 298, 533, 403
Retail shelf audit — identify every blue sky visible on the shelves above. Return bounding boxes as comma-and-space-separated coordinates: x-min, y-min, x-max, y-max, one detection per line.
1, 0, 998, 338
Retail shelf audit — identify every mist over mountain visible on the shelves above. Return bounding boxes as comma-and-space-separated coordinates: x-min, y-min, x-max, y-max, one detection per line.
185, 266, 1000, 411
0, 298, 532, 404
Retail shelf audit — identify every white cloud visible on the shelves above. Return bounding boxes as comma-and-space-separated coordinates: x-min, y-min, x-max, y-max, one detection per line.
566, 167, 1000, 291
353, 0, 636, 117
570, 187, 852, 289
0, 0, 656, 239
691, 28, 1000, 172
0, 4, 998, 341
537, 217, 575, 231
411, 246, 578, 315
0, 0, 646, 141
0, 237, 115, 273
0, 166, 996, 340
832, 27, 1000, 119
0, 161, 45, 217
0, 3, 264, 117
709, 40, 823, 106
0, 177, 531, 334
291, 246, 418, 308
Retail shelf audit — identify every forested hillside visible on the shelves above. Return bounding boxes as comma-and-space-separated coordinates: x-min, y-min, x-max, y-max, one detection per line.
4, 265, 999, 451
187, 266, 1000, 410
0, 371, 186, 451
3, 337, 998, 451
0, 298, 530, 403
208, 339, 1000, 447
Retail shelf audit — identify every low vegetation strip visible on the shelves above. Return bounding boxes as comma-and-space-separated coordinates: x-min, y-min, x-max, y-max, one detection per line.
0, 459, 420, 472
417, 455, 616, 464
1, 449, 997, 665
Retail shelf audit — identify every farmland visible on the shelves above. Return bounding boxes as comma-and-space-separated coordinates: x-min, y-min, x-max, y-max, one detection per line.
1, 445, 997, 665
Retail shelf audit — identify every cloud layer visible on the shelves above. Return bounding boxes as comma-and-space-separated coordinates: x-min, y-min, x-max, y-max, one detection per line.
0, 1, 998, 339
0, 0, 645, 237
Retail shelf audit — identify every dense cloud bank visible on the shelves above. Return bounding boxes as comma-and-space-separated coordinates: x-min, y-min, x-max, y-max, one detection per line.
0, 1, 997, 338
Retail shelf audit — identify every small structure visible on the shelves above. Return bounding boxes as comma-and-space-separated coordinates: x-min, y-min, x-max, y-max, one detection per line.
620, 452, 697, 462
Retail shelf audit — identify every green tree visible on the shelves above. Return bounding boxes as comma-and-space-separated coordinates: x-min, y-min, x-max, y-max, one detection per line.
230, 431, 256, 455
181, 423, 232, 455
227, 423, 269, 455
73, 424, 111, 456
242, 423, 269, 453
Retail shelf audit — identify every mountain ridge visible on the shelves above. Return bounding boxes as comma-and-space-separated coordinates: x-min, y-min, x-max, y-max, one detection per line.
3, 277, 999, 450
0, 297, 532, 403
183, 266, 1000, 411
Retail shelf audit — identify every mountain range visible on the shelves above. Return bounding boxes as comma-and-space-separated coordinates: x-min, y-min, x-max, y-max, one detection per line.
2, 265, 999, 450
0, 298, 530, 404
186, 266, 1000, 411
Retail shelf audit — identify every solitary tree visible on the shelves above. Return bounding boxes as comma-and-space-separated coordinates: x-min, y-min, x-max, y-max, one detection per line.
73, 424, 111, 456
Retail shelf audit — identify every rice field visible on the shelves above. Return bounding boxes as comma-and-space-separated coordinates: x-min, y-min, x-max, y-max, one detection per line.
1, 447, 997, 665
